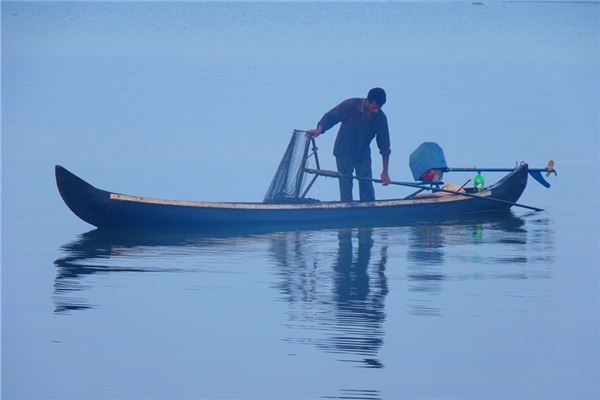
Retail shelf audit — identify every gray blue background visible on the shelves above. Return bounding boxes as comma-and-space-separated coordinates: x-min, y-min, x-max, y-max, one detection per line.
2, 2, 599, 399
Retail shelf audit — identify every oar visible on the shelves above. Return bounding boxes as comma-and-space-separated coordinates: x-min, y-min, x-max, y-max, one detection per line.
304, 168, 544, 212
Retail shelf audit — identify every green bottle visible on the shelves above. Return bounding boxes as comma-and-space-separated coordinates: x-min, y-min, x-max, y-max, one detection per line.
474, 172, 485, 192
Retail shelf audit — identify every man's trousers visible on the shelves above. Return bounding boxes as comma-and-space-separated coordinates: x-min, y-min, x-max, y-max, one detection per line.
335, 156, 375, 202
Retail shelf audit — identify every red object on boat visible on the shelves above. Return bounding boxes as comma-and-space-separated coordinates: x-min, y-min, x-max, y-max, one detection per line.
420, 169, 443, 182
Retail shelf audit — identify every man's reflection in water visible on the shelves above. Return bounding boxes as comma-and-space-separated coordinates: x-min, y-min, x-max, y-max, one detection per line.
272, 228, 388, 369
331, 228, 388, 368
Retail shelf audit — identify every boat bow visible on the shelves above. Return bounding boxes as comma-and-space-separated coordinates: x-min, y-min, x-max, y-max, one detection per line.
56, 165, 111, 227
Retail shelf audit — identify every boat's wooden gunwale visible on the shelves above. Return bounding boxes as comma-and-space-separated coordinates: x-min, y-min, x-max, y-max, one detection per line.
109, 191, 491, 210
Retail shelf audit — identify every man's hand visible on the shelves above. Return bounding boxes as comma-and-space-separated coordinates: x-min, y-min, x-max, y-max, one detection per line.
380, 171, 391, 186
305, 129, 321, 139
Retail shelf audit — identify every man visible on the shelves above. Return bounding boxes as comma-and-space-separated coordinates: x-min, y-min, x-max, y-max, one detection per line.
306, 87, 391, 202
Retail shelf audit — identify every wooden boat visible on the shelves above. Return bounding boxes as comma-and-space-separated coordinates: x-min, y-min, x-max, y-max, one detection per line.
55, 163, 530, 230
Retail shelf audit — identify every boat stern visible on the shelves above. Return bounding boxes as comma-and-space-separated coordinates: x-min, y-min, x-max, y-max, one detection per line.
487, 163, 529, 206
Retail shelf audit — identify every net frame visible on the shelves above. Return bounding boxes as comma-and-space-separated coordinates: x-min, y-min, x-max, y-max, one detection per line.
263, 130, 312, 203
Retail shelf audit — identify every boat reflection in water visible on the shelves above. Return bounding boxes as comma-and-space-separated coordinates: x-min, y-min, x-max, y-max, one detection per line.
403, 214, 555, 317
53, 212, 554, 371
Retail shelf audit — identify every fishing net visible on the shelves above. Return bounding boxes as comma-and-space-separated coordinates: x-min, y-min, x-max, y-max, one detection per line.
263, 130, 312, 203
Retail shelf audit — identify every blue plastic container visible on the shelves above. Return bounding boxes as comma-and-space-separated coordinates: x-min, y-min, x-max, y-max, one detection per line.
409, 142, 448, 181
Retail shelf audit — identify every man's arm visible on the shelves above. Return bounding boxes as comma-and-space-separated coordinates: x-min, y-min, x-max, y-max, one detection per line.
306, 126, 323, 138
306, 99, 354, 138
376, 113, 391, 185
381, 154, 390, 185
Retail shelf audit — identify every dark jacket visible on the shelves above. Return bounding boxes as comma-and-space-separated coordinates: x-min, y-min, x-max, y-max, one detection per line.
318, 98, 391, 162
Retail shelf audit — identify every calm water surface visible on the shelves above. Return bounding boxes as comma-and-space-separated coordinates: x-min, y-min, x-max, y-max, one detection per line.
2, 2, 599, 399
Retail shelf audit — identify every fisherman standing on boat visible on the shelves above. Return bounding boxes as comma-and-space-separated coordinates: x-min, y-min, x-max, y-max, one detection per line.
306, 87, 391, 202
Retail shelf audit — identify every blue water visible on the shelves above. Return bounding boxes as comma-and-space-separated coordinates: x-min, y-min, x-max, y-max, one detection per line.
2, 2, 599, 399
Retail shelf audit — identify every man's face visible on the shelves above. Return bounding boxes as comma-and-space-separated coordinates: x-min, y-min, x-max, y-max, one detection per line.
366, 100, 381, 114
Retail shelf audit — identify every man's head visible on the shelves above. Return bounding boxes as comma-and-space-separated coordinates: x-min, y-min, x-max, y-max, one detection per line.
366, 87, 386, 114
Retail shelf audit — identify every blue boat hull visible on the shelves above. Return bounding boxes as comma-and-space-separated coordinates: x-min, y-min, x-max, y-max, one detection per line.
55, 164, 529, 230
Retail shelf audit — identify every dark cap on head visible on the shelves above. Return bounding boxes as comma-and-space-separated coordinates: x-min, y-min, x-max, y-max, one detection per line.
367, 87, 386, 106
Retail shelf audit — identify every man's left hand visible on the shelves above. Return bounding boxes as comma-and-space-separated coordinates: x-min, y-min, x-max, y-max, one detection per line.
381, 171, 391, 186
